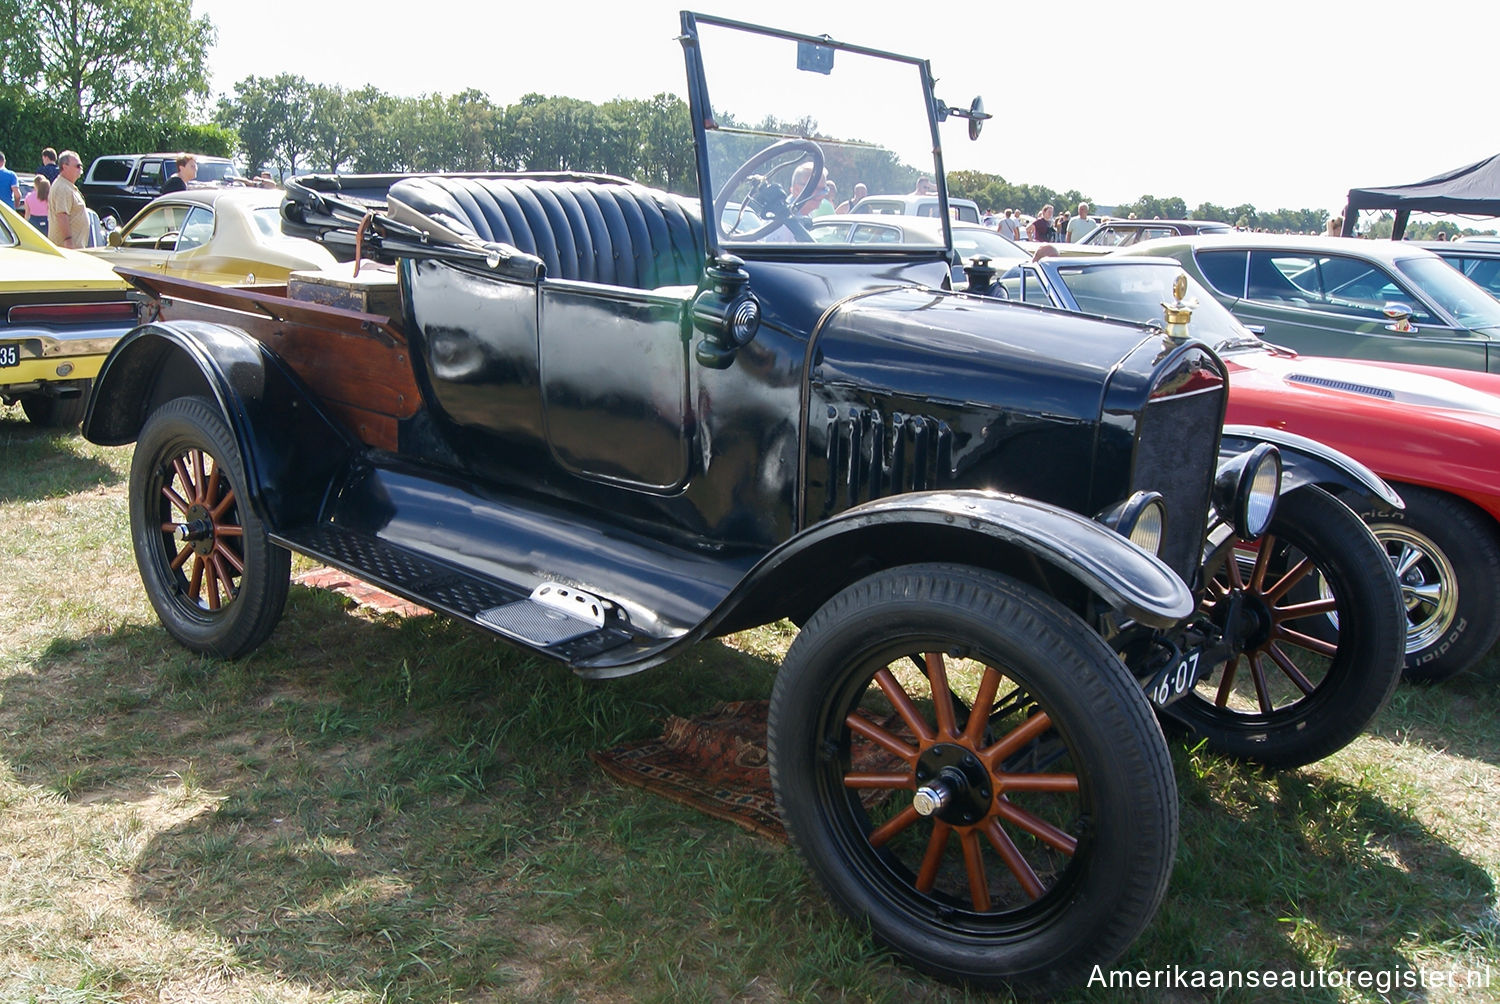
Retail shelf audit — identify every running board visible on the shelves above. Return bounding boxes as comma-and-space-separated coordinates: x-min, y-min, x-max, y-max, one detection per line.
275, 523, 635, 661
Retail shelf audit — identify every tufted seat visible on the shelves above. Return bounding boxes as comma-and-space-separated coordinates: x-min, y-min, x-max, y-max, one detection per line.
386, 176, 705, 291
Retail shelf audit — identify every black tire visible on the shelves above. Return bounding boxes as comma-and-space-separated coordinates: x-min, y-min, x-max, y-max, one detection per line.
20, 381, 91, 428
1359, 485, 1500, 683
129, 396, 289, 658
1165, 486, 1403, 768
768, 564, 1176, 991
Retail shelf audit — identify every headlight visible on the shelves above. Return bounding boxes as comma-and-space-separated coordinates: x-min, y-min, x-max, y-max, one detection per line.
1098, 491, 1167, 556
1212, 443, 1281, 539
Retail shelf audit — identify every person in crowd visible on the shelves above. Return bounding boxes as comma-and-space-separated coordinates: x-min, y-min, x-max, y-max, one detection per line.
0, 153, 19, 211
37, 148, 60, 183
1030, 204, 1056, 242
790, 161, 829, 216
162, 153, 197, 194
1323, 216, 1343, 238
24, 174, 50, 234
47, 150, 89, 249
1435, 231, 1449, 242
814, 179, 837, 216
997, 208, 1022, 241
835, 182, 867, 214
1067, 202, 1097, 242
911, 175, 936, 197
1055, 210, 1071, 240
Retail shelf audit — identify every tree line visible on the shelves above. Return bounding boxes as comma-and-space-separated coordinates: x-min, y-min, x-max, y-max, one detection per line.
0, 0, 1485, 241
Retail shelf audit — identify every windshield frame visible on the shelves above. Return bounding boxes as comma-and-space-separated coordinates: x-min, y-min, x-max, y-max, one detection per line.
678, 10, 953, 259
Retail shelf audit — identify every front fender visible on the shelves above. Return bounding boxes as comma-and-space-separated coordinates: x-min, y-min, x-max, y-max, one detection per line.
82, 320, 353, 529
1221, 424, 1403, 514
722, 490, 1194, 631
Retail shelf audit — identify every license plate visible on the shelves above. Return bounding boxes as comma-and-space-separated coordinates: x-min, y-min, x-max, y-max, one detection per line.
1146, 645, 1209, 708
0, 344, 18, 367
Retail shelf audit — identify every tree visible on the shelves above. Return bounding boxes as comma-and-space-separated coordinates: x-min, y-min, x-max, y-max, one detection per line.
0, 0, 214, 123
216, 73, 316, 179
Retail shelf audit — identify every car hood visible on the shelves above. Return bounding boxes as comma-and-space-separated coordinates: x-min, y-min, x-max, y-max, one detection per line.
1227, 348, 1500, 421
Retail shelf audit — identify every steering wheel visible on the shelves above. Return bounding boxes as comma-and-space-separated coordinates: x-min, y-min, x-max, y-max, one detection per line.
154, 230, 180, 250
713, 137, 825, 242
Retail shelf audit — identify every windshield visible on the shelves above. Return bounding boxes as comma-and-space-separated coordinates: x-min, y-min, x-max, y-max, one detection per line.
692, 18, 944, 250
1049, 262, 1261, 352
1394, 255, 1500, 329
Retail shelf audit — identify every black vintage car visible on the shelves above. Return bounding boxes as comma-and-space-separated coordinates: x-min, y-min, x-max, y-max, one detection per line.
82, 13, 1404, 991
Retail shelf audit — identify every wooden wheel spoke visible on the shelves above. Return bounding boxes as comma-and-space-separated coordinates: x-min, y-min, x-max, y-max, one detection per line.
1248, 536, 1275, 590
982, 711, 1053, 765
997, 772, 1078, 793
1264, 556, 1315, 603
843, 772, 913, 790
210, 553, 237, 599
959, 830, 991, 912
962, 667, 1003, 747
846, 712, 917, 761
204, 555, 221, 610
1266, 643, 1317, 696
873, 668, 935, 745
914, 821, 952, 893
161, 484, 193, 518
983, 818, 1045, 900
172, 457, 198, 502
868, 804, 921, 848
1274, 596, 1338, 621
170, 542, 193, 571
1223, 550, 1246, 590
1215, 655, 1241, 707
1247, 653, 1274, 713
924, 652, 959, 739
204, 461, 222, 508
215, 524, 244, 538
209, 488, 237, 520
191, 449, 207, 499
187, 555, 204, 603
993, 798, 1077, 855
213, 540, 245, 575
1273, 626, 1338, 658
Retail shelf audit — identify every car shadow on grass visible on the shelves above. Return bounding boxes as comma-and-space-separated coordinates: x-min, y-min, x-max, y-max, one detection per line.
0, 411, 123, 503
2, 587, 1495, 1002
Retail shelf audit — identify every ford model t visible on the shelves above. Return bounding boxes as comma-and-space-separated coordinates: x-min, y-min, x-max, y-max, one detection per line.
84, 12, 1404, 990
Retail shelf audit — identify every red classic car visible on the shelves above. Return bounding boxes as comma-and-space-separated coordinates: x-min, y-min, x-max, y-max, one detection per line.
997, 256, 1500, 681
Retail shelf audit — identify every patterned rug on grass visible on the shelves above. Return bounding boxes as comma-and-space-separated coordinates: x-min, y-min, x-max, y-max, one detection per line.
591, 700, 901, 843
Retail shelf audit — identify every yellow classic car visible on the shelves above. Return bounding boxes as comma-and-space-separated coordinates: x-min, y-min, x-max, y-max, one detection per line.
84, 186, 338, 285
0, 203, 134, 426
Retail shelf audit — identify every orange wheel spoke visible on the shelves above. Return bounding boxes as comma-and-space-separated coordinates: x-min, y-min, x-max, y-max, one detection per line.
205, 462, 221, 507
209, 488, 236, 520
982, 711, 1053, 766
213, 541, 245, 575
210, 553, 236, 599
1215, 655, 1241, 707
994, 798, 1077, 855
170, 543, 193, 571
204, 556, 221, 610
1248, 653, 1274, 713
846, 712, 917, 761
924, 652, 959, 739
983, 818, 1045, 900
962, 667, 1003, 747
191, 450, 206, 499
915, 821, 952, 893
843, 772, 913, 790
959, 830, 991, 912
997, 772, 1078, 793
1274, 626, 1338, 658
1266, 643, 1317, 695
1265, 556, 1315, 603
868, 804, 921, 848
1275, 597, 1339, 621
162, 485, 192, 517
215, 524, 244, 537
1224, 550, 1246, 590
1248, 535, 1275, 590
873, 668, 935, 745
172, 458, 197, 502
187, 555, 204, 602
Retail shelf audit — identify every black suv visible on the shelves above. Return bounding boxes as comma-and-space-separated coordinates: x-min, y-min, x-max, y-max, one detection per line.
77, 152, 235, 224
82, 13, 1404, 991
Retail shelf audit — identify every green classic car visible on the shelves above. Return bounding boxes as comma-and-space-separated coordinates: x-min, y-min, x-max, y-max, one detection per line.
1121, 234, 1500, 372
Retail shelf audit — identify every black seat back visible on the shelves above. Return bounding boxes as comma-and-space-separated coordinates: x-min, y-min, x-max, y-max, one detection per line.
387, 176, 705, 290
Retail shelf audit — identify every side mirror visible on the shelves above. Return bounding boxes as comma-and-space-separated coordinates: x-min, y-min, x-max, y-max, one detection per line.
1382, 302, 1415, 333
106, 229, 123, 247
936, 95, 991, 140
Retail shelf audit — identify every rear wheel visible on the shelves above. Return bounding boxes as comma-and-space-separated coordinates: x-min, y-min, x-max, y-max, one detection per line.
20, 381, 91, 428
1360, 485, 1500, 683
1165, 486, 1403, 768
129, 396, 289, 658
768, 564, 1176, 991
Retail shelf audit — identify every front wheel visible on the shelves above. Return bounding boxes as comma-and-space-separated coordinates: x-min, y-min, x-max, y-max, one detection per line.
129, 396, 289, 658
1360, 485, 1500, 683
1165, 486, 1403, 769
768, 564, 1177, 991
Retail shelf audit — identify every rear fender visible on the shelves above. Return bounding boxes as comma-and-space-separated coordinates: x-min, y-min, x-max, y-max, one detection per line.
82, 320, 353, 529
720, 490, 1194, 632
1221, 424, 1403, 515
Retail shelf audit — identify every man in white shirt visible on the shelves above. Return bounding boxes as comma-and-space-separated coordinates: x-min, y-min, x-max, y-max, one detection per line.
1067, 202, 1098, 243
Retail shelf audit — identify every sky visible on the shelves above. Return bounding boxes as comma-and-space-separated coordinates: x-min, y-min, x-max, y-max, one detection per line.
191, 0, 1493, 218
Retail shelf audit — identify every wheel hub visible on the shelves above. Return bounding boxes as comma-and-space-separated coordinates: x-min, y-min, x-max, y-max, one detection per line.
912, 743, 993, 825
178, 504, 215, 555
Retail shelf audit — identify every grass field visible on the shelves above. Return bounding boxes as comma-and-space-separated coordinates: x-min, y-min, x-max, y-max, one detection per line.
1, 403, 1497, 1003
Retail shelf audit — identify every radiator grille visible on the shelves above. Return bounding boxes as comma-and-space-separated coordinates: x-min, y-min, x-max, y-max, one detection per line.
1132, 388, 1222, 580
